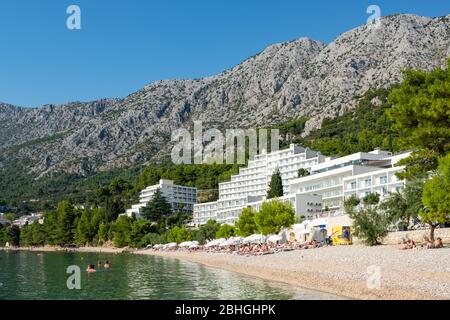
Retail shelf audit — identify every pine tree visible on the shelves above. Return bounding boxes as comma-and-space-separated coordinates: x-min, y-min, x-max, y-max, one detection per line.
55, 201, 77, 245
267, 169, 283, 199
142, 189, 172, 221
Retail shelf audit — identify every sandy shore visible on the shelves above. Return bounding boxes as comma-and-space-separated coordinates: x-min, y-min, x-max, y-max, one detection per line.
136, 245, 450, 300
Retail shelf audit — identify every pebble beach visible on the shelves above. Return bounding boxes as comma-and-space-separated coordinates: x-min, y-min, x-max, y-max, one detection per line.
138, 245, 450, 300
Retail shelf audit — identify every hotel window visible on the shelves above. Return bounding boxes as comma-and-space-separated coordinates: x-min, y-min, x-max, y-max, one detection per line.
350, 181, 357, 189
364, 179, 371, 187
380, 176, 387, 184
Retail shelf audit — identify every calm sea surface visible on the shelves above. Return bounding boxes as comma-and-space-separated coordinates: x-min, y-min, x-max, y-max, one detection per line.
0, 250, 341, 300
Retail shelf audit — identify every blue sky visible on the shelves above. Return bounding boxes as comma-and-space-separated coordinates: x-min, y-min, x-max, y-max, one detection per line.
0, 0, 447, 108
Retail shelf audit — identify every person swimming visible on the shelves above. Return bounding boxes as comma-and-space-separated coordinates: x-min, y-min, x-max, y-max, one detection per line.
103, 260, 111, 269
86, 264, 96, 273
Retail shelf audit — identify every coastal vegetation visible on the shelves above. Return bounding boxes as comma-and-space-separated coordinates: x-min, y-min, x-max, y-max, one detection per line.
1, 60, 449, 248
234, 207, 258, 237
345, 194, 389, 246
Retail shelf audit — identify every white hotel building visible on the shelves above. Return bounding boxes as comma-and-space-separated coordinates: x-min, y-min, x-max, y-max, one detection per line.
193, 144, 411, 226
289, 150, 411, 210
125, 179, 197, 218
193, 144, 325, 225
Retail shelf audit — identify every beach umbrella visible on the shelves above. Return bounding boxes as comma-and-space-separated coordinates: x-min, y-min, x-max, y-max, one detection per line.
179, 241, 193, 247
243, 234, 266, 244
267, 235, 283, 243
219, 240, 231, 247
227, 236, 243, 245
189, 243, 199, 248
191, 241, 199, 245
205, 238, 225, 247
167, 242, 178, 248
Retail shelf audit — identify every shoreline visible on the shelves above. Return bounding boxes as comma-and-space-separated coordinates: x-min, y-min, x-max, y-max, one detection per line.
135, 247, 448, 300
3, 245, 449, 300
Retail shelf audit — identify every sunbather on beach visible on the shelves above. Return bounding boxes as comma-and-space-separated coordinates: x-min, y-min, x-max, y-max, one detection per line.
427, 238, 443, 249
400, 239, 415, 250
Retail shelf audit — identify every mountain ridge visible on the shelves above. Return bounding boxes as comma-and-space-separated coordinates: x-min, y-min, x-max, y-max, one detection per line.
1, 14, 449, 178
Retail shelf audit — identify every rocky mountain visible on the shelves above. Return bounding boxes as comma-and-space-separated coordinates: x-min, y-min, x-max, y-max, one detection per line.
1, 14, 449, 178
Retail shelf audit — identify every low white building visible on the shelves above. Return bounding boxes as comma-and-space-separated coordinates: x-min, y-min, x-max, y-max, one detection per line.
11, 213, 43, 228
125, 179, 197, 218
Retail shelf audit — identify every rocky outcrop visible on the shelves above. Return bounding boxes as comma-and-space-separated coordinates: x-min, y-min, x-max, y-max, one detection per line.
0, 14, 449, 177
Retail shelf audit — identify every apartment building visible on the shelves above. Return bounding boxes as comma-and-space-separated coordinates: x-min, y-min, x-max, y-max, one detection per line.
125, 179, 197, 218
289, 150, 411, 210
193, 145, 411, 226
219, 144, 323, 200
193, 144, 325, 225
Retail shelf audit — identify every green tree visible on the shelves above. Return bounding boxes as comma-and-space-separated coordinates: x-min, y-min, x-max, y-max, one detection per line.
43, 210, 59, 245
140, 232, 167, 246
254, 200, 295, 235
167, 226, 192, 243
20, 225, 32, 246
297, 168, 310, 178
74, 210, 93, 245
55, 201, 77, 245
194, 220, 220, 244
380, 181, 423, 229
215, 224, 236, 239
388, 59, 450, 156
110, 215, 133, 247
395, 150, 439, 181
20, 222, 45, 247
142, 189, 172, 221
235, 207, 258, 237
345, 198, 389, 246
31, 223, 45, 246
362, 193, 380, 206
421, 154, 450, 241
267, 170, 283, 199
344, 195, 360, 208
129, 220, 154, 248
97, 222, 108, 244
166, 211, 191, 228
2, 225, 21, 247
4, 213, 15, 221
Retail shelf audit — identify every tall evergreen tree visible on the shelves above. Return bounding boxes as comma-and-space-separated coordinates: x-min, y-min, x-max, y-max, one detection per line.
55, 201, 77, 245
267, 169, 283, 199
142, 189, 172, 221
74, 210, 93, 245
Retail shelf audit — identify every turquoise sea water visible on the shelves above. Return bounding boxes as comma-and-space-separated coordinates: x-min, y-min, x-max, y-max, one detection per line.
0, 250, 341, 300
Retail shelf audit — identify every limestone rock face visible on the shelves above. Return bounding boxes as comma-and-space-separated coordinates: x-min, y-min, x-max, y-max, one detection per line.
1, 14, 449, 176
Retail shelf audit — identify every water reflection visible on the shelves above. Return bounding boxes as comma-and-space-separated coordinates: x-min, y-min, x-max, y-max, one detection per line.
0, 251, 341, 300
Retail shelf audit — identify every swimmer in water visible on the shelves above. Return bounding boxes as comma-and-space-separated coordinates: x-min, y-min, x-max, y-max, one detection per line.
97, 261, 102, 267
86, 264, 96, 273
103, 260, 111, 269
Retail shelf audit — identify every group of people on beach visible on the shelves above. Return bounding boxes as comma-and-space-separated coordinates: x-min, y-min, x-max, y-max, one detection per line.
86, 260, 111, 273
400, 238, 444, 250
152, 239, 323, 256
